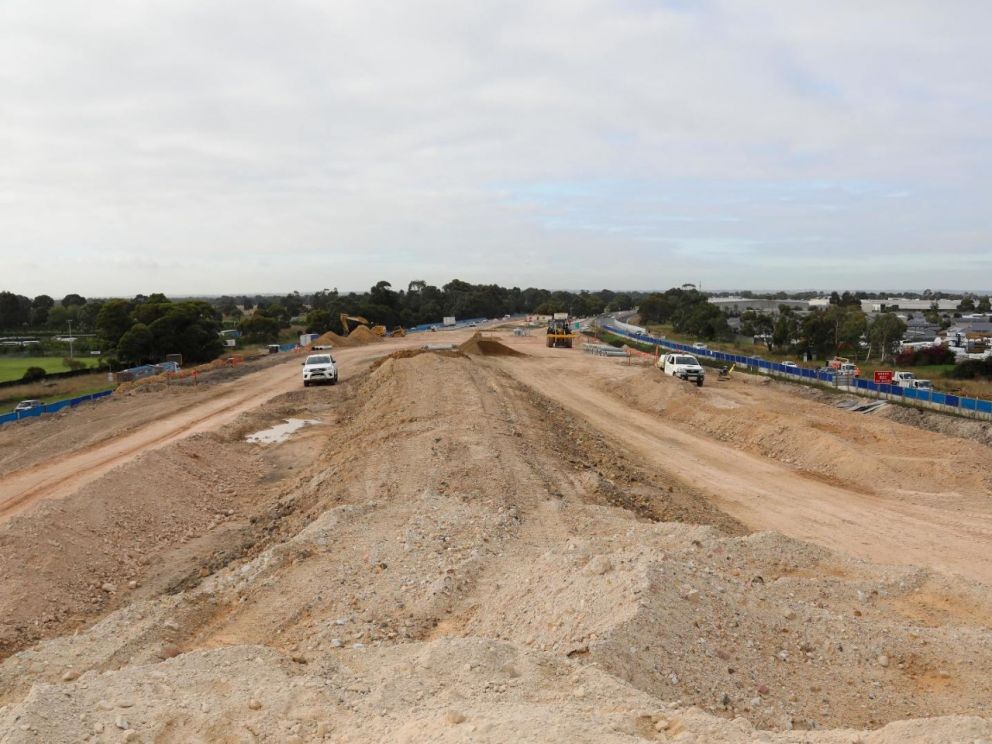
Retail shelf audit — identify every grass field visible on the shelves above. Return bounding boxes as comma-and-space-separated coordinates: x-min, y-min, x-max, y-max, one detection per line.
0, 356, 101, 383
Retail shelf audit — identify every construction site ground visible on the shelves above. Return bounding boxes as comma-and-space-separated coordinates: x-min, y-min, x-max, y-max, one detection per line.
1, 328, 991, 742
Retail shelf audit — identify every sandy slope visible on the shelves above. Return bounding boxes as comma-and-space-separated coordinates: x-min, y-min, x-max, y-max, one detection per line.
1, 331, 991, 741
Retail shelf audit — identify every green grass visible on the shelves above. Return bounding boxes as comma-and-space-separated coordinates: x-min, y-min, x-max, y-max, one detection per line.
0, 356, 101, 383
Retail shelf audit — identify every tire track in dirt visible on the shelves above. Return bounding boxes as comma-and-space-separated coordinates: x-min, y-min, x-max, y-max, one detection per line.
0, 361, 303, 522
0, 334, 477, 524
498, 356, 992, 584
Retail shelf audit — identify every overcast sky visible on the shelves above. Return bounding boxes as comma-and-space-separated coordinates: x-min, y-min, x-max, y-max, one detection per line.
2, 1, 991, 297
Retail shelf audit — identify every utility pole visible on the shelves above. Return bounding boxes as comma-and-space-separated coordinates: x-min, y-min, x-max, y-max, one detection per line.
67, 319, 74, 359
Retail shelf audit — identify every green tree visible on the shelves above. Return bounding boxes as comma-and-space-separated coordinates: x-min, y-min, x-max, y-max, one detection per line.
957, 296, 977, 312
607, 293, 634, 312
239, 315, 282, 343
117, 323, 155, 364
61, 293, 87, 308
304, 308, 333, 334
772, 308, 799, 350
146, 302, 223, 363
867, 313, 907, 361
96, 299, 135, 349
21, 366, 46, 382
30, 295, 54, 326
77, 300, 103, 332
978, 296, 991, 313
0, 291, 31, 329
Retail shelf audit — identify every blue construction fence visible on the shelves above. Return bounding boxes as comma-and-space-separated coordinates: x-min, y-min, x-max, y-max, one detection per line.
406, 317, 490, 334
602, 324, 992, 418
0, 389, 113, 426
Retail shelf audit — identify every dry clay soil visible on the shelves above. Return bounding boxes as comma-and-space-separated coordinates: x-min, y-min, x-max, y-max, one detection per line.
0, 330, 991, 742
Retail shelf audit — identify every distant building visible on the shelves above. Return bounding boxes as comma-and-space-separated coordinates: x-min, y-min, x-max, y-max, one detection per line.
863, 298, 958, 312
708, 297, 808, 314
901, 316, 940, 342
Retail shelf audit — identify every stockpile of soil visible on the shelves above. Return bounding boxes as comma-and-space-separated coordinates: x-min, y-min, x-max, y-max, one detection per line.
311, 330, 353, 348
348, 325, 384, 345
369, 348, 467, 371
459, 332, 526, 357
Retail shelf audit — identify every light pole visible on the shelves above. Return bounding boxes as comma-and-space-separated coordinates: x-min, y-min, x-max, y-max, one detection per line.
67, 320, 74, 359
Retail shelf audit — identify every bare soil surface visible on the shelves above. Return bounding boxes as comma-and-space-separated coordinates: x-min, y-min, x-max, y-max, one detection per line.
1, 330, 991, 742
499, 335, 992, 585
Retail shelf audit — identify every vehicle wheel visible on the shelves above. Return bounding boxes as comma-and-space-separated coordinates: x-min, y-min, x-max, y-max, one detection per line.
330, 378, 338, 386
303, 381, 310, 387
696, 378, 704, 387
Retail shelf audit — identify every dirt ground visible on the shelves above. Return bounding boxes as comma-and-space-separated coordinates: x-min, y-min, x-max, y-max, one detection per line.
1, 329, 991, 742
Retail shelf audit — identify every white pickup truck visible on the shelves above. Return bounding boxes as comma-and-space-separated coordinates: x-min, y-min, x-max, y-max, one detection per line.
892, 371, 933, 390
657, 353, 705, 387
302, 354, 338, 387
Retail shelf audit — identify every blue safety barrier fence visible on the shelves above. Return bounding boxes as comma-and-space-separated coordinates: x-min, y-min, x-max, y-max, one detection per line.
0, 389, 113, 426
603, 324, 992, 419
406, 317, 492, 334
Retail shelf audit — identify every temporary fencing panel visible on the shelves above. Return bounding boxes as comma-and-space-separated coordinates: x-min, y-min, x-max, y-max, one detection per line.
1, 389, 113, 426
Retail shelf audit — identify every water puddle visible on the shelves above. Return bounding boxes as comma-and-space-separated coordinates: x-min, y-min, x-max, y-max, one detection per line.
246, 418, 320, 445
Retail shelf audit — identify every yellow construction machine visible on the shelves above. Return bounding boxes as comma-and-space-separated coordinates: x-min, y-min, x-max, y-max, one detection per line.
340, 313, 387, 337
546, 316, 575, 348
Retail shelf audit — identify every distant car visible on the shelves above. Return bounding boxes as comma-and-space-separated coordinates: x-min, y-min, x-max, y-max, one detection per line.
14, 399, 43, 413
302, 354, 338, 387
692, 342, 708, 350
782, 361, 799, 369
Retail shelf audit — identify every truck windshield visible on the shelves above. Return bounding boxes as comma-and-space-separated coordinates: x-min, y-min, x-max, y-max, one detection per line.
307, 356, 331, 365
675, 356, 698, 365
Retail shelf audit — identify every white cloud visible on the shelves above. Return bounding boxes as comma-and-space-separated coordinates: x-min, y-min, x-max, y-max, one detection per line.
1, 0, 990, 295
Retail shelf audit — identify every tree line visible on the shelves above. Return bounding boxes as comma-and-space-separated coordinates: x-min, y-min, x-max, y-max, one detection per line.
637, 287, 909, 361
228, 281, 640, 342
1, 281, 642, 362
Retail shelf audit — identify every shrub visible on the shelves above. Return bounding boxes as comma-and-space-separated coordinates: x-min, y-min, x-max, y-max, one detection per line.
948, 358, 992, 380
21, 366, 46, 382
894, 345, 957, 366
63, 357, 85, 371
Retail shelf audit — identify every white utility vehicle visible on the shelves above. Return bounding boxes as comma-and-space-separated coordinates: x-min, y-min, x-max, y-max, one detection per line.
302, 354, 338, 387
658, 353, 705, 387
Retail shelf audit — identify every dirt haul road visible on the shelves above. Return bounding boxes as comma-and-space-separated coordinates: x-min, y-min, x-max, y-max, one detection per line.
0, 335, 461, 523
499, 332, 992, 584
1, 329, 992, 742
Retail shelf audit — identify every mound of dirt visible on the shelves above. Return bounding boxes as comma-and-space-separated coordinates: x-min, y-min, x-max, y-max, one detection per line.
458, 332, 526, 357
349, 325, 385, 345
311, 330, 353, 348
369, 348, 467, 371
